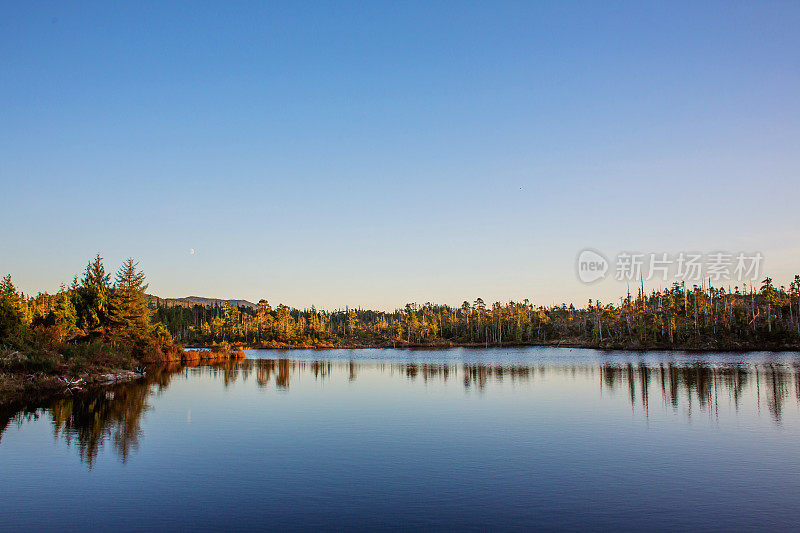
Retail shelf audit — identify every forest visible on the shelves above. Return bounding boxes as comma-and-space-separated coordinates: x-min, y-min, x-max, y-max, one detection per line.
154, 275, 800, 351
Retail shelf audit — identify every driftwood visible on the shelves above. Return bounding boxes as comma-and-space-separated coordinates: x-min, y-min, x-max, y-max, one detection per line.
58, 377, 84, 393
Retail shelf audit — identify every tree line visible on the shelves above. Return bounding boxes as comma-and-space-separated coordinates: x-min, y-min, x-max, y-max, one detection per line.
3, 255, 799, 354
153, 276, 800, 350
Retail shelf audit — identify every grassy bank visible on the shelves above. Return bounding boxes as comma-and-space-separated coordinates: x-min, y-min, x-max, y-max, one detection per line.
174, 342, 246, 363
0, 341, 248, 408
0, 344, 142, 408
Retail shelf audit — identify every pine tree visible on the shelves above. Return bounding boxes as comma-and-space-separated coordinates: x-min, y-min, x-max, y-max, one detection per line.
109, 258, 151, 343
0, 274, 27, 343
76, 254, 112, 334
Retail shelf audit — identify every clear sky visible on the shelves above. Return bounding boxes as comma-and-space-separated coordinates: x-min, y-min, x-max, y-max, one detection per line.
2, 1, 799, 310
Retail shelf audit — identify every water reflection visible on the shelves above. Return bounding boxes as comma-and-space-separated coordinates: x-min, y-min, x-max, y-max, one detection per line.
0, 365, 178, 467
2, 357, 800, 467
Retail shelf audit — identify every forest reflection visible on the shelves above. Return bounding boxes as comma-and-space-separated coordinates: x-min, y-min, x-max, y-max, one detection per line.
2, 358, 799, 467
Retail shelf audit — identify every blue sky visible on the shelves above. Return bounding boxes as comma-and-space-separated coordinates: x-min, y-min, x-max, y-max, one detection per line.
2, 1, 799, 310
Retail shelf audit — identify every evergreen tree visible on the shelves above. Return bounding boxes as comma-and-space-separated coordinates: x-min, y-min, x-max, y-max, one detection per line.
75, 254, 112, 334
109, 258, 151, 343
0, 274, 27, 344
52, 285, 78, 341
761, 277, 776, 333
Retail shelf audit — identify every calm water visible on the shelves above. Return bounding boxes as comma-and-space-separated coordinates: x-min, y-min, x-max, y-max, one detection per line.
2, 347, 800, 531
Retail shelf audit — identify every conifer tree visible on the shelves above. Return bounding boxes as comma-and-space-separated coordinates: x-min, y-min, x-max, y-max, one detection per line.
53, 285, 78, 341
0, 274, 27, 343
76, 254, 112, 334
109, 258, 151, 343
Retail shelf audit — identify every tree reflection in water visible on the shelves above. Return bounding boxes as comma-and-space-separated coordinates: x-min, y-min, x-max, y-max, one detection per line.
2, 358, 799, 466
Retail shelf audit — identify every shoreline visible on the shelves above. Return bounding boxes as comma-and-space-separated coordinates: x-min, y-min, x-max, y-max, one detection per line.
189, 340, 800, 353
0, 346, 246, 409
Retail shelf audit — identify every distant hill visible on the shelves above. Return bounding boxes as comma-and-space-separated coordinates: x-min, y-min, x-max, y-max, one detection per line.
146, 295, 257, 309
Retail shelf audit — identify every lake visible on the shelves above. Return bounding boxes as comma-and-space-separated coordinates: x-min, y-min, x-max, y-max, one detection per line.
2, 347, 799, 531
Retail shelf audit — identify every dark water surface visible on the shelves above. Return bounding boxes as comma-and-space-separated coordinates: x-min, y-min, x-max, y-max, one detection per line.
2, 347, 800, 531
